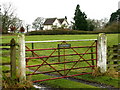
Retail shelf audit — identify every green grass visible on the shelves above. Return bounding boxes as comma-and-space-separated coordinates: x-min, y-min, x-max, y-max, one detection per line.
1, 34, 119, 88
31, 74, 98, 88
74, 74, 119, 88
2, 34, 118, 46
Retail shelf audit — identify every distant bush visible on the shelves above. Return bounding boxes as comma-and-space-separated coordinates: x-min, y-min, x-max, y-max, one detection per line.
27, 29, 119, 35
104, 22, 120, 32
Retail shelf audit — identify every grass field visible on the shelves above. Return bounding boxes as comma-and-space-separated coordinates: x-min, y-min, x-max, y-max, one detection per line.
1, 34, 119, 88
2, 34, 118, 46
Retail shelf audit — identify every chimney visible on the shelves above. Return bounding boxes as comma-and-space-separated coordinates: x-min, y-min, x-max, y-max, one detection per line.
65, 16, 67, 20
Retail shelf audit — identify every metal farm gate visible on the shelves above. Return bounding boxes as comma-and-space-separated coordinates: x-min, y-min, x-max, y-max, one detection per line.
25, 39, 98, 83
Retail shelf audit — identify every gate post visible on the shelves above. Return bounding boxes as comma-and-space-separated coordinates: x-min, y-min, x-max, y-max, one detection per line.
18, 34, 26, 82
10, 38, 16, 79
97, 33, 107, 73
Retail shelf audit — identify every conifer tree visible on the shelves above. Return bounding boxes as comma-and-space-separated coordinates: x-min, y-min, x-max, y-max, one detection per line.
109, 9, 120, 23
73, 4, 88, 30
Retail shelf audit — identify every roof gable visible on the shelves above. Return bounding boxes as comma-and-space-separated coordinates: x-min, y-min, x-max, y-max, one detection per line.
59, 18, 69, 25
58, 19, 64, 24
43, 18, 69, 25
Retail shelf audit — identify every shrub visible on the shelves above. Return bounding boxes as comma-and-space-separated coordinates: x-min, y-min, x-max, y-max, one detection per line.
2, 73, 33, 89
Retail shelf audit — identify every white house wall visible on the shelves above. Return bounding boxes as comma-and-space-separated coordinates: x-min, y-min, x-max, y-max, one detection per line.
62, 20, 68, 25
43, 18, 69, 30
43, 25, 52, 30
62, 20, 69, 28
53, 19, 61, 27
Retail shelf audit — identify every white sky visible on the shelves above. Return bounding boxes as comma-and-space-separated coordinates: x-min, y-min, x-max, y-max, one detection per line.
0, 0, 120, 25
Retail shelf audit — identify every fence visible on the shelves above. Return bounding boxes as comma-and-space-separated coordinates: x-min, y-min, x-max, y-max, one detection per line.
1, 33, 107, 82
0, 39, 17, 79
107, 45, 120, 71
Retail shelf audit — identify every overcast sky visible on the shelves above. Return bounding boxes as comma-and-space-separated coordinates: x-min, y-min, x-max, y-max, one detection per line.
0, 0, 120, 25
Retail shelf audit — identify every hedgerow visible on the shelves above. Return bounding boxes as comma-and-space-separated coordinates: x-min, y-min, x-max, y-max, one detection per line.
27, 29, 119, 35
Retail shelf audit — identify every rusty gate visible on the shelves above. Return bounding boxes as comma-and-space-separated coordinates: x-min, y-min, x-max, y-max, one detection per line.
25, 39, 97, 83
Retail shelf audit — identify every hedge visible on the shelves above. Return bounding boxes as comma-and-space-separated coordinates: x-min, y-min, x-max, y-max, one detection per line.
27, 29, 120, 35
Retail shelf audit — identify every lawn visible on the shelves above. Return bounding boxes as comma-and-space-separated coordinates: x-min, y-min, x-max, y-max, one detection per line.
1, 33, 119, 88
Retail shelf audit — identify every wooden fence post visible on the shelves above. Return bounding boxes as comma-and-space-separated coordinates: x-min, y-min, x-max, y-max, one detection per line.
10, 38, 16, 79
18, 34, 26, 82
31, 43, 34, 57
97, 33, 107, 73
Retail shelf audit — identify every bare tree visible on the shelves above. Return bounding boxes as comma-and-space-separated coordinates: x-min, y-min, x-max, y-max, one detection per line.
32, 17, 44, 30
1, 3, 22, 33
2, 3, 15, 33
89, 18, 108, 30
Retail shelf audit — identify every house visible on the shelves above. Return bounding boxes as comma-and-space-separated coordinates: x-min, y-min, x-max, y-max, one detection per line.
43, 17, 69, 30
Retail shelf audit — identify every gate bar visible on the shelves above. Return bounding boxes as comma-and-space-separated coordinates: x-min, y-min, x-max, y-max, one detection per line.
26, 59, 96, 68
27, 65, 95, 76
26, 52, 96, 60
26, 46, 96, 51
25, 39, 97, 43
